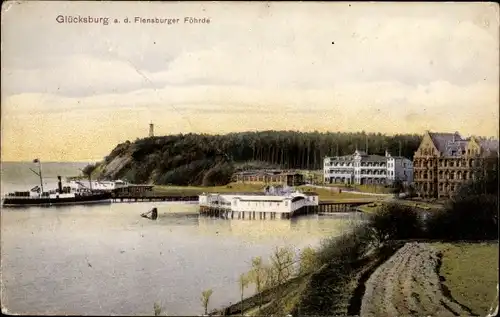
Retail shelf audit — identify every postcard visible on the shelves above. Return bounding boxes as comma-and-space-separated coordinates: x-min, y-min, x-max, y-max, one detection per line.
1, 1, 498, 316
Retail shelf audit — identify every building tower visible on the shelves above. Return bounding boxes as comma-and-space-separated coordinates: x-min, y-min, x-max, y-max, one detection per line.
149, 122, 154, 137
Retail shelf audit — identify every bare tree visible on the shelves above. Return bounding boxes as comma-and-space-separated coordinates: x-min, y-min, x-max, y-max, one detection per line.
248, 256, 267, 309
201, 289, 213, 316
268, 246, 296, 287
239, 273, 250, 315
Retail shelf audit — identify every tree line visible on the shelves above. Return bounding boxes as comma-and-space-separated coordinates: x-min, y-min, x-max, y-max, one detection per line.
93, 130, 422, 186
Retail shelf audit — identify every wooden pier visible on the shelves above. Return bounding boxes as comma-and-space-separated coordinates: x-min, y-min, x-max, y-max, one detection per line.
317, 200, 375, 214
111, 195, 198, 203
199, 200, 376, 219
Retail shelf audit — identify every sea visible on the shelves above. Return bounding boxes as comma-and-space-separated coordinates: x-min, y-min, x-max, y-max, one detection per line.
0, 162, 366, 316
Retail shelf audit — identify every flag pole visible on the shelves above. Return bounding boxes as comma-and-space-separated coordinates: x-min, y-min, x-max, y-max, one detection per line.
38, 160, 44, 194
32, 159, 44, 194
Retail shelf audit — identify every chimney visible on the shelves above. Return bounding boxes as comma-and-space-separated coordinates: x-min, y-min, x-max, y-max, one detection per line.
57, 176, 63, 194
385, 149, 390, 157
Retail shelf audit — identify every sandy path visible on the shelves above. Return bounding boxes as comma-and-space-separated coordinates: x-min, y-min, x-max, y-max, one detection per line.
360, 243, 471, 317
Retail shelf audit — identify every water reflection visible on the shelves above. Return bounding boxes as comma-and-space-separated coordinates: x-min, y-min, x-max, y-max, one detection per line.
1, 202, 363, 316
196, 212, 366, 244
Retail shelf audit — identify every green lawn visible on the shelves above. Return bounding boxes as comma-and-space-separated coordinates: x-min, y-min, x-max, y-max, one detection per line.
153, 182, 376, 201
355, 199, 445, 213
297, 186, 380, 201
321, 183, 393, 194
356, 202, 384, 213
432, 242, 499, 316
153, 182, 267, 195
396, 199, 445, 210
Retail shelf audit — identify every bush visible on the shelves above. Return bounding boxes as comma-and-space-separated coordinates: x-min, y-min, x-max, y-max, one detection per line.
426, 164, 499, 241
316, 224, 373, 266
367, 202, 423, 244
427, 194, 498, 241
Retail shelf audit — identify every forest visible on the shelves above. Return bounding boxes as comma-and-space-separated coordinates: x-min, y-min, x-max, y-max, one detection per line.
89, 130, 423, 186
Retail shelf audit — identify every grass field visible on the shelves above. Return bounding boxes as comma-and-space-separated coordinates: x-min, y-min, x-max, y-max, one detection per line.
432, 242, 499, 316
355, 199, 445, 213
396, 199, 445, 210
356, 202, 383, 213
153, 182, 377, 201
322, 183, 393, 194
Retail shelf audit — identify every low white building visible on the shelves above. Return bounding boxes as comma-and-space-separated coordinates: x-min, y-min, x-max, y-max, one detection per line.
324, 150, 413, 185
199, 186, 319, 217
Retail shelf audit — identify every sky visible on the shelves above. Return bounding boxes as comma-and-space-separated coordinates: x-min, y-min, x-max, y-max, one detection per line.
1, 1, 499, 162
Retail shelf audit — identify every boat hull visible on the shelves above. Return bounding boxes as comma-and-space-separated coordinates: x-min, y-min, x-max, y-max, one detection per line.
1, 193, 112, 208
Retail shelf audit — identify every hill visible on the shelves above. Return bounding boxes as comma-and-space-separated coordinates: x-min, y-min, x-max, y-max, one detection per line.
87, 130, 422, 186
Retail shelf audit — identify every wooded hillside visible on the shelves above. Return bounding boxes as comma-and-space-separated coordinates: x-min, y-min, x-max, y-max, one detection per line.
90, 130, 422, 186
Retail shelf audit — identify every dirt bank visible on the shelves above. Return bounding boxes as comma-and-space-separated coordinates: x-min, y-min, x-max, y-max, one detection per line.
360, 242, 474, 317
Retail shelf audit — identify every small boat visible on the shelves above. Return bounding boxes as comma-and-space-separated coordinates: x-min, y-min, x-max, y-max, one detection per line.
1, 159, 112, 208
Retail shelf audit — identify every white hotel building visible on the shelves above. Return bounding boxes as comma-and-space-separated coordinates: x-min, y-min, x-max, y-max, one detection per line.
323, 150, 413, 185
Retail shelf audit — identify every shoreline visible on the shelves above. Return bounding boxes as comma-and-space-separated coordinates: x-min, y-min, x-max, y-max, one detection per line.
204, 194, 498, 316
213, 240, 498, 317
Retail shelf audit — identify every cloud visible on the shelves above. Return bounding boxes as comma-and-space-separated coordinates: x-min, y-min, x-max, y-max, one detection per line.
2, 2, 498, 97
1, 1, 498, 161
2, 80, 498, 161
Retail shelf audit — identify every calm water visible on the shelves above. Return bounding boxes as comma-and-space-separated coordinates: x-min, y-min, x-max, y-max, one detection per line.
1, 162, 365, 315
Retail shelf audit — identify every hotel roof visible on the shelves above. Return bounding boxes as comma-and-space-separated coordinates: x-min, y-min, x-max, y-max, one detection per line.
363, 155, 387, 162
428, 132, 463, 153
478, 138, 499, 153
